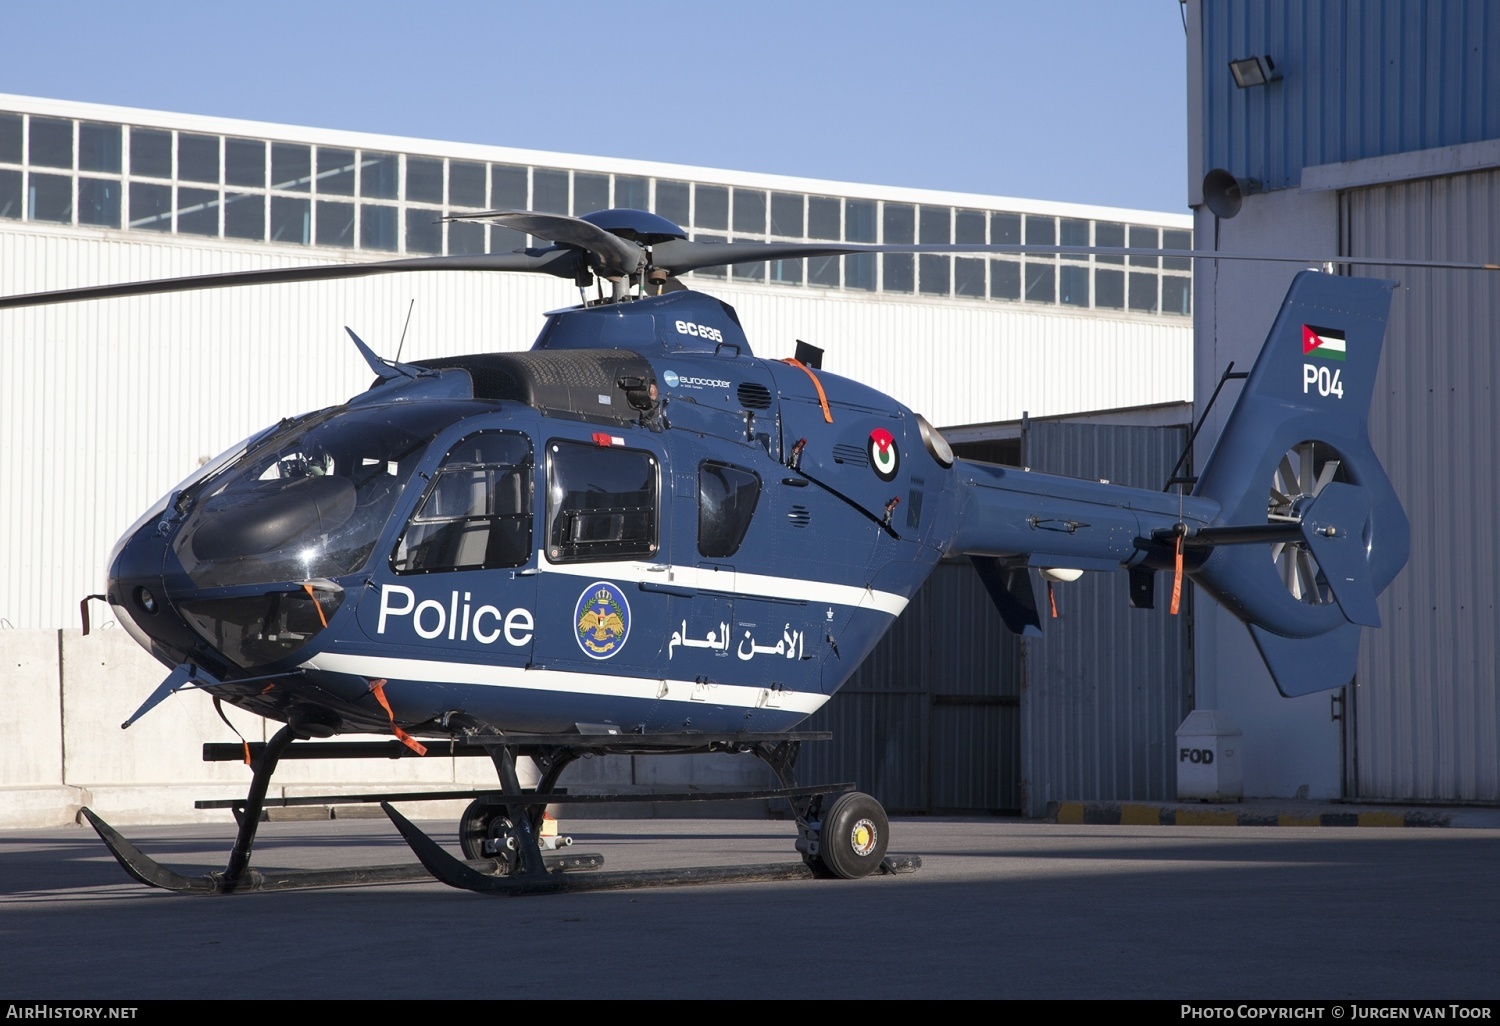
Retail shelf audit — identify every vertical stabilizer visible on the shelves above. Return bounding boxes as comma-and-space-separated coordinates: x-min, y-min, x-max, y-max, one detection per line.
1188, 271, 1409, 695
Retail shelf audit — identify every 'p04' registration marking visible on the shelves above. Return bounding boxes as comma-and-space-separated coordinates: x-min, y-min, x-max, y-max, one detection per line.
1303, 363, 1344, 399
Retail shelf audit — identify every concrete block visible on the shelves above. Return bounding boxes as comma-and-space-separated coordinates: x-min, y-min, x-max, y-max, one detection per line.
555, 752, 636, 788
632, 751, 770, 788
4, 628, 767, 826
0, 630, 63, 788
79, 784, 252, 825
276, 786, 473, 824
0, 785, 90, 828
60, 629, 245, 788
266, 746, 464, 787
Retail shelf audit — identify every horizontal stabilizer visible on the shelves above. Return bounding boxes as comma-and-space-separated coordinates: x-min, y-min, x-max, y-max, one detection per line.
1300, 482, 1381, 627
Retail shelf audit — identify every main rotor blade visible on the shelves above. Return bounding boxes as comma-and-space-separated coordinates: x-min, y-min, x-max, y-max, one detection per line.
650, 238, 882, 275
0, 248, 584, 310
6, 199, 1495, 311
455, 210, 645, 278
650, 238, 1500, 276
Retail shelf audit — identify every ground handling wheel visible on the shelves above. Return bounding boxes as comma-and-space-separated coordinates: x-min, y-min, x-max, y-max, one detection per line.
812, 792, 890, 879
458, 799, 519, 867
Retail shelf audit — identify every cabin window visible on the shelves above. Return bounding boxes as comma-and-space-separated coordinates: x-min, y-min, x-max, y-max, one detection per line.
697, 461, 760, 559
545, 440, 658, 563
393, 432, 534, 573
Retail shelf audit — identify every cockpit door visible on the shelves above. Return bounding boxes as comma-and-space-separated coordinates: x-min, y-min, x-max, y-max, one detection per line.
357, 429, 538, 667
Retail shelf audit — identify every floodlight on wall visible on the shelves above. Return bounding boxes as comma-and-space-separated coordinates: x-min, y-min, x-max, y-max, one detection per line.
1229, 55, 1280, 88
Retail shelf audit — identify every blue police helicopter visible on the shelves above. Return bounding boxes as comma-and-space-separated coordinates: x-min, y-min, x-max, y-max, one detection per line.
1, 209, 1410, 894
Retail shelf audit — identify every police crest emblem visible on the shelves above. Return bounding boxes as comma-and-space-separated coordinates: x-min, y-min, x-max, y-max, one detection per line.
574, 582, 631, 660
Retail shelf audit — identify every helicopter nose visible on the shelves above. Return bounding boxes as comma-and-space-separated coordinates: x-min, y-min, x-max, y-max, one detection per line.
106, 515, 205, 668
108, 510, 346, 672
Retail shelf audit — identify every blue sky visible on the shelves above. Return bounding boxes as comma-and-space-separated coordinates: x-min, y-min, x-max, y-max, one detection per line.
0, 1, 1189, 213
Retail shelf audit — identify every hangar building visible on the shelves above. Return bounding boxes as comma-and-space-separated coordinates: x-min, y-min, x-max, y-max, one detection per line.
1183, 0, 1500, 804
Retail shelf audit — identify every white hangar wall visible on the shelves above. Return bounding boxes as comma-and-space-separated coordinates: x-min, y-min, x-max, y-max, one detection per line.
0, 227, 561, 630
703, 284, 1190, 430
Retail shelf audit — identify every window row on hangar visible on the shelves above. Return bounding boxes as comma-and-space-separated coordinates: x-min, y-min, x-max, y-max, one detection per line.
0, 110, 1189, 316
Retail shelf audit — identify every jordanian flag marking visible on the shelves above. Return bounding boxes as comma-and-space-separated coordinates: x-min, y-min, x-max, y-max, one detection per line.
869, 427, 899, 481
1303, 324, 1346, 361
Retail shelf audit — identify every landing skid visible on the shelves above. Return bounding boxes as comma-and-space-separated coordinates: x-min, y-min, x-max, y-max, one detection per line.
81, 726, 920, 895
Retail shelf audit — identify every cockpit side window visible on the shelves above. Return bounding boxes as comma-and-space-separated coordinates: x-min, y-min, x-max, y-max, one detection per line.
698, 461, 760, 558
173, 402, 453, 588
392, 431, 533, 573
545, 439, 658, 562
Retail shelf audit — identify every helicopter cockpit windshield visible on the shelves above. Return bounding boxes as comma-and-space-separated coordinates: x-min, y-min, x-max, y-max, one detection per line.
172, 403, 458, 588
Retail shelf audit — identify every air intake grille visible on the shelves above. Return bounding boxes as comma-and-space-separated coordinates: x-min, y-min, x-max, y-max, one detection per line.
832, 443, 868, 467
737, 382, 773, 410
787, 505, 811, 528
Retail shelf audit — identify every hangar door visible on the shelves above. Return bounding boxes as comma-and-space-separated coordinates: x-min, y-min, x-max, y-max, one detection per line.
1343, 170, 1500, 802
1018, 420, 1194, 817
798, 420, 1192, 816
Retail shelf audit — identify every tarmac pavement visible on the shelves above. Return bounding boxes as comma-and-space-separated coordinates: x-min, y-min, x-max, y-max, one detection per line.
3, 807, 1499, 1000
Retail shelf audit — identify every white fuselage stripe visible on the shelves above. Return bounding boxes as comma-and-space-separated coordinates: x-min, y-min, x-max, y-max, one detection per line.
535, 555, 910, 617
302, 652, 831, 716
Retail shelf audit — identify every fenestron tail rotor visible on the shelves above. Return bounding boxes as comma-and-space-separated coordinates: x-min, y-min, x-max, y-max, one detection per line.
1268, 441, 1347, 605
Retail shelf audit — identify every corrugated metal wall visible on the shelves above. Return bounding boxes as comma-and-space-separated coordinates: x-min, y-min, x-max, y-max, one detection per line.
1020, 421, 1194, 816
800, 419, 1192, 816
1201, 0, 1500, 190
1343, 170, 1500, 801
797, 562, 1023, 813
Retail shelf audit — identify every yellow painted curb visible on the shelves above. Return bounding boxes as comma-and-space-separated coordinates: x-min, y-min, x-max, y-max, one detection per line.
1120, 805, 1160, 825
1357, 810, 1405, 827
1177, 808, 1238, 826
1055, 803, 1086, 824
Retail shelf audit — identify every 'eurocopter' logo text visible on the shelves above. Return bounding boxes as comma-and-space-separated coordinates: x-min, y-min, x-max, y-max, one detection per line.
575, 582, 631, 660
661, 368, 730, 390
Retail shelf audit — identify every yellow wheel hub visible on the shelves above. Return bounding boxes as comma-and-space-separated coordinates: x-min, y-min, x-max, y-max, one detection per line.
850, 819, 877, 857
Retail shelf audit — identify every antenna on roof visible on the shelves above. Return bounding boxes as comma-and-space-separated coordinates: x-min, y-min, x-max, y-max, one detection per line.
394, 299, 415, 364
